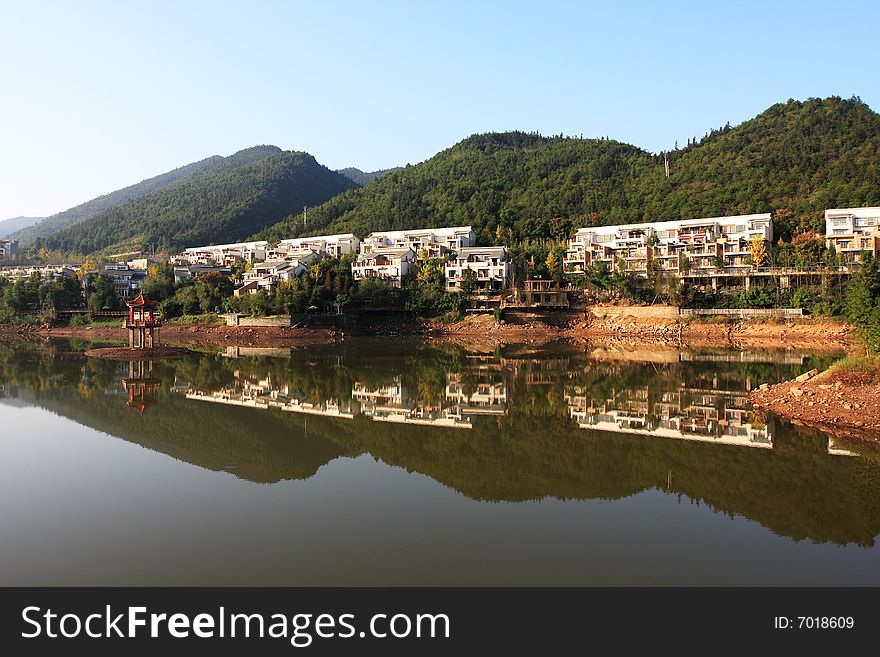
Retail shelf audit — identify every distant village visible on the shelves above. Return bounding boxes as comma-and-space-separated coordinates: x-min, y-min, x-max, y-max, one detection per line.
0, 206, 878, 313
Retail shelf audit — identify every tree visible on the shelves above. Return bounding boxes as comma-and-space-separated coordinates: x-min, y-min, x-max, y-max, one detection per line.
41, 276, 84, 311
748, 236, 768, 269
585, 261, 611, 298
459, 269, 477, 299
791, 231, 823, 267
545, 250, 562, 283
86, 274, 120, 314
3, 273, 42, 313
864, 304, 880, 353
141, 262, 175, 300
193, 271, 234, 313
844, 254, 880, 328
416, 258, 445, 286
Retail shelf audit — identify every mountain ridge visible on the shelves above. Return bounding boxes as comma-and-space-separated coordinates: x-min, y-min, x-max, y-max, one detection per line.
0, 216, 44, 238
337, 166, 403, 186
37, 147, 356, 255
254, 96, 880, 246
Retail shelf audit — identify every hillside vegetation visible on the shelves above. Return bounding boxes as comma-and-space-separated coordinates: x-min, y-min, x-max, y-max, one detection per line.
256, 97, 880, 246
337, 166, 403, 186
10, 152, 235, 246
36, 147, 356, 256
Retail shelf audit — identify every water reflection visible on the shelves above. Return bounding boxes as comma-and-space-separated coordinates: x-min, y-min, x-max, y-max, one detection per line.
176, 346, 783, 448
121, 361, 162, 413
1, 338, 878, 548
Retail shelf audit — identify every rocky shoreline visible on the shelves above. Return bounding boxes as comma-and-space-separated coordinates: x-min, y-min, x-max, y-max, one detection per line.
751, 366, 880, 442
0, 310, 853, 349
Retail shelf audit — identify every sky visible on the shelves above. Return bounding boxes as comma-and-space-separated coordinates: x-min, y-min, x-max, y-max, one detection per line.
0, 0, 878, 219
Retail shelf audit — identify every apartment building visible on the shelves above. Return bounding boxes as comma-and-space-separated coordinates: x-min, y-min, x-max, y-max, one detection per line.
173, 265, 233, 285
126, 256, 168, 270
268, 233, 360, 259
178, 241, 269, 266
98, 263, 147, 296
444, 246, 510, 294
824, 207, 880, 263
0, 239, 17, 261
360, 226, 476, 257
351, 248, 416, 287
0, 264, 78, 281
563, 214, 773, 275
235, 253, 318, 296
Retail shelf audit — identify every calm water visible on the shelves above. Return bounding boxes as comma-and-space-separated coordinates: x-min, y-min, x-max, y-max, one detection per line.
1, 337, 878, 586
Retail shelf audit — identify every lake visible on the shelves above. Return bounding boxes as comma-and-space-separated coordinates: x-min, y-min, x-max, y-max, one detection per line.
1, 338, 878, 585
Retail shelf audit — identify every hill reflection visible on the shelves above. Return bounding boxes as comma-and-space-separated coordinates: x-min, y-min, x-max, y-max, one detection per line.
2, 338, 878, 545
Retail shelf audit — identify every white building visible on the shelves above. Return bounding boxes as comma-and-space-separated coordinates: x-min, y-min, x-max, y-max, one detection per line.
445, 246, 510, 294
351, 248, 416, 287
178, 241, 269, 266
824, 207, 880, 263
564, 213, 773, 274
98, 263, 147, 296
0, 264, 78, 281
268, 233, 360, 259
173, 265, 233, 285
360, 226, 476, 258
235, 254, 318, 295
0, 239, 18, 261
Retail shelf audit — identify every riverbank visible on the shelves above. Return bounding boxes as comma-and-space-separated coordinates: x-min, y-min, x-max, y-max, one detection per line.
751, 357, 880, 442
0, 322, 340, 347
0, 309, 853, 349
412, 309, 852, 351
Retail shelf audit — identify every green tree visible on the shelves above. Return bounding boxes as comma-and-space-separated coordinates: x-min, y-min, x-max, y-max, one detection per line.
193, 271, 234, 313
141, 263, 176, 300
86, 274, 120, 313
844, 255, 880, 328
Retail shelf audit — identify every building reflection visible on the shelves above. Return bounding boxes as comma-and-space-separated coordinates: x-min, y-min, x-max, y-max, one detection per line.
186, 372, 359, 419
166, 346, 865, 454
565, 384, 772, 448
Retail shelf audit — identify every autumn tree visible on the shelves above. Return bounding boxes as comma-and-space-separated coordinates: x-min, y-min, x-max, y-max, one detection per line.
748, 235, 768, 268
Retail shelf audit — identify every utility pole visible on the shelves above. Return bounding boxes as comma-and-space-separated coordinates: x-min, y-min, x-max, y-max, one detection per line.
664, 153, 670, 178
303, 206, 307, 228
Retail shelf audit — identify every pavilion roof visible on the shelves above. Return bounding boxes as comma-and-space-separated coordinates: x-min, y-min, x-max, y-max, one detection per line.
125, 292, 158, 308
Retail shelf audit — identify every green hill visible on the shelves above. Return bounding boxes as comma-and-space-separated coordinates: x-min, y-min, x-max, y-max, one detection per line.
37, 146, 356, 255
337, 166, 402, 186
255, 96, 880, 246
10, 152, 237, 247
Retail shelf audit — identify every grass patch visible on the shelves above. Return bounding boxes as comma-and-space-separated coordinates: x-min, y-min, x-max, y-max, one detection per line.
830, 355, 880, 375
827, 355, 880, 385
67, 316, 123, 328
0, 314, 42, 326
167, 313, 224, 325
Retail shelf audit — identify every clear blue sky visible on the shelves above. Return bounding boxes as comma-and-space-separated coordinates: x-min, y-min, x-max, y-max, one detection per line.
1, 0, 877, 219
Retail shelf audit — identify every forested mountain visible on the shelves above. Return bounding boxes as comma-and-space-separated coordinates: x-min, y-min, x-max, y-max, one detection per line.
37, 148, 356, 255
0, 216, 44, 238
337, 166, 403, 186
256, 97, 880, 246
9, 152, 241, 247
